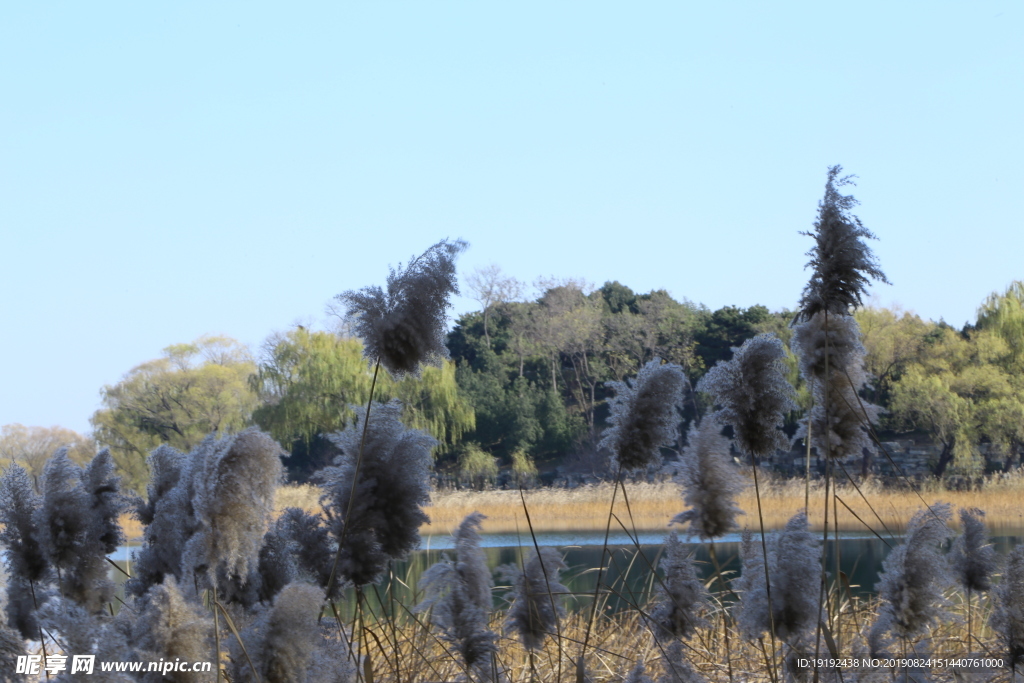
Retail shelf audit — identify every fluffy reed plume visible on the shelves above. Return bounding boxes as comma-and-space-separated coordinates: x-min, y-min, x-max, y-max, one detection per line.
0, 621, 23, 679
306, 624, 357, 683
599, 358, 685, 473
869, 504, 953, 654
624, 661, 655, 683
659, 640, 705, 683
504, 547, 568, 651
336, 238, 467, 377
991, 545, 1024, 669
278, 508, 339, 599
950, 507, 996, 593
736, 512, 821, 643
33, 448, 129, 612
132, 576, 213, 682
0, 463, 50, 636
795, 165, 889, 323
671, 417, 746, 540
318, 400, 434, 586
128, 445, 194, 597
35, 449, 90, 575
649, 532, 708, 641
417, 512, 497, 668
230, 582, 324, 683
135, 444, 187, 526
696, 333, 797, 460
70, 449, 130, 612
791, 312, 880, 462
254, 523, 299, 603
183, 429, 284, 584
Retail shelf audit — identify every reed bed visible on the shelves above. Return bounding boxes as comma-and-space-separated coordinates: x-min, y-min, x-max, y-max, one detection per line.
423, 475, 1024, 536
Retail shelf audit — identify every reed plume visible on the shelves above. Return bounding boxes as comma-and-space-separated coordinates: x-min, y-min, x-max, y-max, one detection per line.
991, 545, 1024, 670
417, 512, 497, 668
317, 400, 434, 586
736, 512, 821, 644
795, 165, 889, 323
696, 333, 797, 461
278, 507, 339, 599
230, 582, 324, 683
791, 312, 880, 462
649, 532, 709, 641
128, 445, 194, 597
504, 547, 568, 652
869, 504, 952, 654
950, 507, 995, 593
671, 417, 746, 540
183, 428, 284, 584
599, 358, 685, 473
336, 238, 467, 377
0, 463, 50, 637
132, 576, 213, 682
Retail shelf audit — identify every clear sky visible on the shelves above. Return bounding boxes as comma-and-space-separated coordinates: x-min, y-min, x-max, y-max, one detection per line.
1, 2, 1021, 434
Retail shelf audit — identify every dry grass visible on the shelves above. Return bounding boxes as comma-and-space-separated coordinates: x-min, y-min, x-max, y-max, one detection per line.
116, 474, 1024, 544
424, 474, 1024, 536
336, 585, 1006, 682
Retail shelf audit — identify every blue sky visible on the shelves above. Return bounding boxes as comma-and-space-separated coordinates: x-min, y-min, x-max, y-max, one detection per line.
1, 2, 1021, 434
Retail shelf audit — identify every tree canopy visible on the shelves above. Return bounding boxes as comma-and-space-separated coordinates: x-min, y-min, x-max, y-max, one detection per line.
91, 335, 259, 492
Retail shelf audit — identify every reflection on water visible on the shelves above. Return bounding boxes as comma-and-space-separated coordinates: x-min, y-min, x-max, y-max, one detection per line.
111, 531, 1023, 620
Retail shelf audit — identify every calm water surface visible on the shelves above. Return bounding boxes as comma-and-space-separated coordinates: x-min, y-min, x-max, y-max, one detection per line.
112, 529, 1024, 619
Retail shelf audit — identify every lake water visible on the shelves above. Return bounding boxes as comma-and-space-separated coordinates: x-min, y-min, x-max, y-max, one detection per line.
112, 529, 1024, 618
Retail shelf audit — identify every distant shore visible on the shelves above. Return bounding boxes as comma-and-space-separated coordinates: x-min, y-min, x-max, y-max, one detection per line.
118, 474, 1024, 543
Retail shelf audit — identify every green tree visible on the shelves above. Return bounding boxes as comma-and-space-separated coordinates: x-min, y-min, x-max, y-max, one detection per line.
693, 305, 771, 370
0, 424, 95, 482
977, 280, 1024, 366
457, 443, 499, 490
91, 335, 259, 492
251, 328, 474, 479
889, 325, 1024, 475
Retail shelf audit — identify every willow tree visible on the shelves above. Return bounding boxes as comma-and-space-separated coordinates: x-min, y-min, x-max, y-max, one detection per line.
91, 335, 258, 493
251, 328, 474, 477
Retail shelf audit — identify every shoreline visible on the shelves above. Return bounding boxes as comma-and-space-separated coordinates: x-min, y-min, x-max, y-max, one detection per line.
118, 478, 1024, 543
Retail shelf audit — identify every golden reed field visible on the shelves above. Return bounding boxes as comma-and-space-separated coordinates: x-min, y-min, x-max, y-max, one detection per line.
119, 472, 1024, 542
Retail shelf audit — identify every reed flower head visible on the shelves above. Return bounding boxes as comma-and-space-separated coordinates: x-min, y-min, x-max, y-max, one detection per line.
991, 545, 1024, 669
128, 446, 196, 598
35, 448, 90, 571
870, 503, 953, 652
599, 359, 685, 473
318, 400, 434, 586
306, 624, 357, 683
950, 507, 996, 593
650, 532, 708, 641
132, 576, 212, 680
659, 640, 705, 683
337, 238, 467, 377
416, 512, 496, 668
0, 620, 23, 679
671, 417, 746, 540
230, 582, 324, 683
278, 508, 339, 599
183, 429, 284, 584
736, 512, 821, 644
454, 512, 492, 612
0, 463, 49, 585
791, 312, 880, 462
624, 661, 654, 683
135, 444, 186, 527
697, 333, 797, 460
795, 165, 889, 322
503, 547, 568, 652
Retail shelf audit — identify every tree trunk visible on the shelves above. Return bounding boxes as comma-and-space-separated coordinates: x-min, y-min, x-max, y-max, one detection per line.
933, 440, 955, 477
